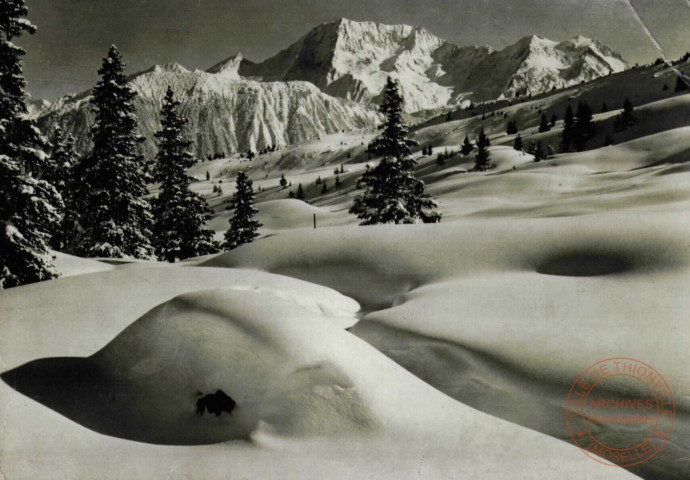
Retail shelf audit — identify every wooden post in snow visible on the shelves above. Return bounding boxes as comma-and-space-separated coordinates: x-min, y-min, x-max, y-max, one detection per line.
313, 213, 316, 229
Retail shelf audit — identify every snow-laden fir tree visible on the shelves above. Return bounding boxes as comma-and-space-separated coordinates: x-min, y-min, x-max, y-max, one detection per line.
74, 46, 154, 259
0, 0, 63, 288
350, 77, 440, 224
223, 170, 261, 250
152, 86, 219, 262
48, 126, 80, 251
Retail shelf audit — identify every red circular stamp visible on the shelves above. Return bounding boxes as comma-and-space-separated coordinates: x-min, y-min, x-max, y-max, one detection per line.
566, 357, 675, 467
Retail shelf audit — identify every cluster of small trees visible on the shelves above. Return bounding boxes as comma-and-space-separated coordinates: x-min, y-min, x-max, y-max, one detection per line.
506, 120, 518, 135
258, 145, 277, 156
436, 149, 456, 166
422, 145, 434, 156
206, 152, 227, 161
528, 141, 554, 162
559, 102, 595, 152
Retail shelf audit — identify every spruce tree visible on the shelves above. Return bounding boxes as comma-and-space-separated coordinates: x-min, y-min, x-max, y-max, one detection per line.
350, 77, 439, 224
75, 46, 154, 259
559, 105, 576, 152
574, 101, 595, 151
506, 120, 518, 135
152, 86, 218, 262
295, 183, 305, 200
513, 134, 524, 151
48, 127, 80, 251
279, 173, 287, 189
0, 0, 63, 288
621, 98, 636, 126
223, 170, 261, 250
461, 135, 474, 156
550, 114, 557, 127
675, 75, 688, 92
473, 129, 491, 172
538, 113, 550, 133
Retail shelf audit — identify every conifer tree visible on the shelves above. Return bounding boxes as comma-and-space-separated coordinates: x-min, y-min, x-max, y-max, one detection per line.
534, 141, 545, 162
48, 127, 80, 251
538, 113, 550, 133
675, 75, 688, 92
574, 101, 595, 151
0, 0, 63, 288
75, 46, 154, 259
550, 114, 557, 127
350, 77, 439, 224
621, 98, 636, 126
559, 105, 576, 152
473, 129, 491, 172
223, 170, 261, 250
279, 173, 287, 189
152, 87, 218, 262
506, 120, 518, 135
461, 135, 474, 155
513, 134, 523, 151
295, 183, 305, 200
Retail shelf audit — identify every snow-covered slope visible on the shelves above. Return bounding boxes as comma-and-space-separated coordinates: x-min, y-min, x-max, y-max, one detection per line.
238, 19, 628, 111
37, 62, 379, 160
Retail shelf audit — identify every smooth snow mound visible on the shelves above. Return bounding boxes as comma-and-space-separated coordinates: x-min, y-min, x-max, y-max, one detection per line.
3, 289, 374, 444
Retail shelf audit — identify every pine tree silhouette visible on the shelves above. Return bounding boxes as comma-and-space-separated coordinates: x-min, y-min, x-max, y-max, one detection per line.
223, 170, 261, 250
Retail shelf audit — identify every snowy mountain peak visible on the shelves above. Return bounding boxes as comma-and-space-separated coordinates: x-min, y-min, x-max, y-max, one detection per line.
152, 63, 189, 74
206, 52, 244, 77
237, 19, 628, 112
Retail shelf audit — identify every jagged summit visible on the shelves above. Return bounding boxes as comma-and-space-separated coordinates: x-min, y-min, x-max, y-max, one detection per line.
232, 19, 628, 111
206, 52, 243, 78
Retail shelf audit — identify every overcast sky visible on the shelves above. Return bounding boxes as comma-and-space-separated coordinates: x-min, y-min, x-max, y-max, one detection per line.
20, 0, 690, 100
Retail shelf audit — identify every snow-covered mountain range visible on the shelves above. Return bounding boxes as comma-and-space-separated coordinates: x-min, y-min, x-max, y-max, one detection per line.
240, 19, 628, 111
37, 18, 628, 157
37, 61, 378, 159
